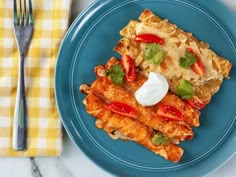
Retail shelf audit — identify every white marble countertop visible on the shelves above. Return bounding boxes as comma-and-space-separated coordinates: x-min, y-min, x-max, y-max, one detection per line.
0, 0, 236, 177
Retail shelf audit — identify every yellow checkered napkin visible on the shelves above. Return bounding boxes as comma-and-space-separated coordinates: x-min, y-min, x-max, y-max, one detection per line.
0, 0, 71, 156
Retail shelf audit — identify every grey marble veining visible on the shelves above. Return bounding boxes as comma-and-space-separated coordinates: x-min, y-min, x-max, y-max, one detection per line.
31, 157, 72, 177
30, 158, 42, 177
28, 148, 79, 177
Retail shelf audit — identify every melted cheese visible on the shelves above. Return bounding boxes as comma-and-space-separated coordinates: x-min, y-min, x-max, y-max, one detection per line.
136, 23, 221, 85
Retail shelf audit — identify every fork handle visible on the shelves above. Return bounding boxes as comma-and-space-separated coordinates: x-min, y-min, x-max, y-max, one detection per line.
13, 54, 27, 151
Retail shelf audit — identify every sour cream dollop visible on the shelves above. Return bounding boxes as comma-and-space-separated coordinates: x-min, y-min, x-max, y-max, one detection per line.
135, 72, 169, 106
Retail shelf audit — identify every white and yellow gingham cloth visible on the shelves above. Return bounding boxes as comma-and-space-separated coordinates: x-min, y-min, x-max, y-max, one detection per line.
0, 0, 71, 156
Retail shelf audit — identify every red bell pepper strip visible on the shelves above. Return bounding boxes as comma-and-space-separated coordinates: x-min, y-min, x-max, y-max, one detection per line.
157, 105, 184, 121
121, 54, 136, 82
186, 48, 205, 75
134, 34, 165, 45
186, 96, 206, 110
105, 102, 137, 118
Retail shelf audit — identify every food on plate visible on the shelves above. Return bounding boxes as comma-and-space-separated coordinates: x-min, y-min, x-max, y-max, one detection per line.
80, 9, 232, 162
102, 57, 200, 127
81, 56, 201, 162
83, 92, 183, 162
89, 76, 193, 141
114, 9, 232, 104
106, 57, 200, 127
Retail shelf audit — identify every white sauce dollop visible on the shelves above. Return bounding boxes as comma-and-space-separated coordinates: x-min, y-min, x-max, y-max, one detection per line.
135, 72, 169, 106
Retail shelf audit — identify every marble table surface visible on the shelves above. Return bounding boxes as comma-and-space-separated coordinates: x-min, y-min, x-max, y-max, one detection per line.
1, 0, 236, 177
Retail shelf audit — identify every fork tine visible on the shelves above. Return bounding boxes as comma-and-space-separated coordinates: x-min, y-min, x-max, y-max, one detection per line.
28, 0, 33, 25
13, 0, 18, 25
23, 0, 27, 26
19, 0, 23, 26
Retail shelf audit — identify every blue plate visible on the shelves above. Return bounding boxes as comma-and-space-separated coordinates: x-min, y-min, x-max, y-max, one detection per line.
55, 0, 236, 176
